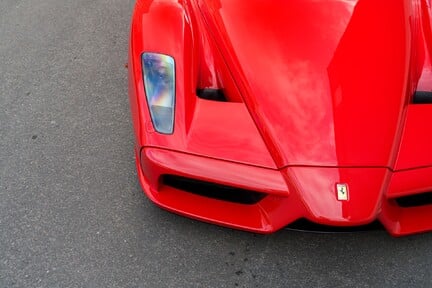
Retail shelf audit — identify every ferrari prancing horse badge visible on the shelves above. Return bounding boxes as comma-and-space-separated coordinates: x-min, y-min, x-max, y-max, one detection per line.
336, 183, 349, 201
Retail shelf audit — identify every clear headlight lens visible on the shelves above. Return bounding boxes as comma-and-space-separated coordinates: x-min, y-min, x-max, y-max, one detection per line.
142, 53, 175, 134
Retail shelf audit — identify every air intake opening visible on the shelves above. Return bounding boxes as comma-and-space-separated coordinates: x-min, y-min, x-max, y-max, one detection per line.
413, 91, 432, 104
395, 192, 432, 208
285, 219, 383, 233
162, 175, 266, 204
196, 89, 227, 102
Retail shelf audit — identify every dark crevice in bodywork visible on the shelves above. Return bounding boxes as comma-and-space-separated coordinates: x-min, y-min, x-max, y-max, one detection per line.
197, 88, 227, 101
413, 91, 432, 104
285, 219, 383, 233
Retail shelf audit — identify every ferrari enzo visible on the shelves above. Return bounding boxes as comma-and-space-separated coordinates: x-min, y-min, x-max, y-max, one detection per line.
128, 0, 432, 236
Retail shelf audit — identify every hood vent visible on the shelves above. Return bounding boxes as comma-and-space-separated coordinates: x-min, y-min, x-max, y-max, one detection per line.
413, 91, 432, 104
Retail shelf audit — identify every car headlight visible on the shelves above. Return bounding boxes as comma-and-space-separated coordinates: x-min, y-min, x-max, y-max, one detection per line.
142, 52, 175, 134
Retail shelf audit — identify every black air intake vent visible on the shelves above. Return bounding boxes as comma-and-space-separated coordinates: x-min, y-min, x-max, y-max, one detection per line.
162, 175, 266, 204
395, 192, 432, 208
413, 91, 432, 104
197, 89, 227, 102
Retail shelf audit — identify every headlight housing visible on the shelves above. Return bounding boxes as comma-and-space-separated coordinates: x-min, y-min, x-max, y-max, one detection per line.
142, 53, 175, 134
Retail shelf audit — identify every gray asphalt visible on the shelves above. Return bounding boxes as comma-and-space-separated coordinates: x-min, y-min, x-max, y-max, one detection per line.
1, 1, 432, 287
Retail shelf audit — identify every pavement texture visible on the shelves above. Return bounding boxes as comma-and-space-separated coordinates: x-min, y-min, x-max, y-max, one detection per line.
1, 0, 432, 287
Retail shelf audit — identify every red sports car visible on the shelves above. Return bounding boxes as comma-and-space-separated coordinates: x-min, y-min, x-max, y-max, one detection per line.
128, 0, 432, 236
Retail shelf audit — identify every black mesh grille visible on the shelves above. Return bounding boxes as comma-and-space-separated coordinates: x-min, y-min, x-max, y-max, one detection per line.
162, 175, 266, 204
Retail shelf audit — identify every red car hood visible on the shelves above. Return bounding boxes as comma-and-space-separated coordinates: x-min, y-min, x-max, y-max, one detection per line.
198, 0, 414, 169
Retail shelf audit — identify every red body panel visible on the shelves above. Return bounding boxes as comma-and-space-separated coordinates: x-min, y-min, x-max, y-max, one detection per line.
395, 105, 432, 170
198, 0, 413, 168
129, 0, 432, 236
